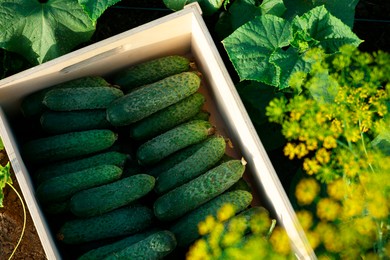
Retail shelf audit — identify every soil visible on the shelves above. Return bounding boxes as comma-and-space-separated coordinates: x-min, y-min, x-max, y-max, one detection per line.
0, 0, 388, 259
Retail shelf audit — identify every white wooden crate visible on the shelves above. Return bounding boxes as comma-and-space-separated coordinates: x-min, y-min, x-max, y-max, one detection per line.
0, 3, 315, 259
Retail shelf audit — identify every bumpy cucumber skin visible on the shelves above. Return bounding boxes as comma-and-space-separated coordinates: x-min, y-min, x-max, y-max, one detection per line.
136, 120, 214, 166
35, 151, 129, 184
170, 190, 253, 247
113, 55, 191, 92
145, 140, 207, 177
106, 72, 201, 126
103, 230, 177, 260
57, 205, 153, 244
153, 159, 245, 221
40, 109, 111, 134
155, 136, 226, 194
129, 93, 206, 140
70, 174, 155, 218
191, 110, 210, 121
43, 86, 124, 111
78, 229, 160, 260
23, 129, 118, 163
20, 76, 112, 117
36, 164, 123, 204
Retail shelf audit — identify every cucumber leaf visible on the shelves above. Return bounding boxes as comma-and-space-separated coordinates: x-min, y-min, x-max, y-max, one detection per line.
163, 0, 224, 15
222, 14, 292, 86
291, 5, 362, 53
78, 0, 122, 23
0, 162, 11, 207
0, 0, 95, 65
260, 0, 286, 17
0, 138, 3, 150
283, 0, 359, 28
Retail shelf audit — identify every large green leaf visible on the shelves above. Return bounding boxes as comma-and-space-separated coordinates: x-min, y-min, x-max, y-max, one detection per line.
260, 0, 286, 17
78, 0, 122, 22
291, 5, 362, 53
0, 0, 95, 65
163, 0, 224, 15
222, 14, 292, 86
283, 0, 359, 28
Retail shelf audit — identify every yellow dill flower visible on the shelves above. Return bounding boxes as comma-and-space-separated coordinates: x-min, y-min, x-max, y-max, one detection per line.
315, 148, 331, 164
344, 127, 361, 143
266, 97, 288, 123
327, 178, 346, 201
316, 198, 341, 222
269, 226, 291, 255
318, 223, 344, 253
295, 178, 320, 205
323, 135, 337, 149
303, 158, 321, 175
249, 210, 272, 235
366, 194, 389, 219
306, 230, 321, 250
186, 239, 211, 260
217, 203, 236, 222
296, 143, 309, 159
284, 142, 297, 160
208, 222, 224, 257
198, 215, 216, 236
354, 216, 375, 236
282, 120, 302, 140
221, 229, 241, 248
296, 210, 313, 231
305, 138, 318, 151
341, 197, 364, 219
330, 118, 343, 134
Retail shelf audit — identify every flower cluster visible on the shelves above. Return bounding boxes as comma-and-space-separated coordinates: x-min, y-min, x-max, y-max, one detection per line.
186, 204, 294, 260
266, 45, 390, 258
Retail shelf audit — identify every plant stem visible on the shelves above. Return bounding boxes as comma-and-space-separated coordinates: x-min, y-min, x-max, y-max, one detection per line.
6, 183, 26, 260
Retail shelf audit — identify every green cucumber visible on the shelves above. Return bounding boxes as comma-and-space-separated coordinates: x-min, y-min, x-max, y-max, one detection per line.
57, 205, 153, 244
78, 229, 160, 260
106, 72, 201, 126
136, 120, 215, 166
70, 174, 155, 218
155, 136, 226, 194
103, 230, 177, 260
36, 164, 123, 204
113, 55, 191, 92
20, 76, 113, 117
23, 129, 118, 163
153, 159, 246, 221
129, 93, 206, 140
43, 86, 124, 111
40, 110, 111, 134
35, 151, 129, 184
145, 141, 208, 177
169, 190, 253, 247
191, 110, 210, 121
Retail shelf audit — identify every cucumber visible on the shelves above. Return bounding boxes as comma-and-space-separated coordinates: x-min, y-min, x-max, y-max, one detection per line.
36, 164, 123, 204
57, 205, 153, 244
20, 76, 113, 117
23, 129, 118, 163
43, 86, 124, 111
113, 55, 191, 92
153, 159, 246, 221
35, 151, 129, 184
136, 120, 215, 166
155, 136, 226, 194
106, 72, 201, 126
78, 229, 160, 260
191, 110, 210, 121
129, 93, 206, 140
40, 110, 111, 134
169, 190, 253, 247
103, 230, 177, 260
70, 174, 155, 218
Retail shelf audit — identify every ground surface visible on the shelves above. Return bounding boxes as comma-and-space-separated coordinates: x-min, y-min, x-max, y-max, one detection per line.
0, 0, 389, 259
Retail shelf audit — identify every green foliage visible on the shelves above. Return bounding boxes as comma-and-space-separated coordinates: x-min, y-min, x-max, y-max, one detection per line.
0, 138, 4, 151
78, 0, 122, 23
222, 5, 362, 90
0, 0, 95, 65
266, 45, 390, 258
163, 0, 225, 15
0, 162, 11, 207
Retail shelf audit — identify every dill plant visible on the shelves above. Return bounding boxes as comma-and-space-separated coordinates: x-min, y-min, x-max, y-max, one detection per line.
266, 45, 390, 258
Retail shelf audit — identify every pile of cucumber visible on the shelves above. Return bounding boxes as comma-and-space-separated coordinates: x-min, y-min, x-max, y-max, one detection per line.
20, 55, 265, 259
